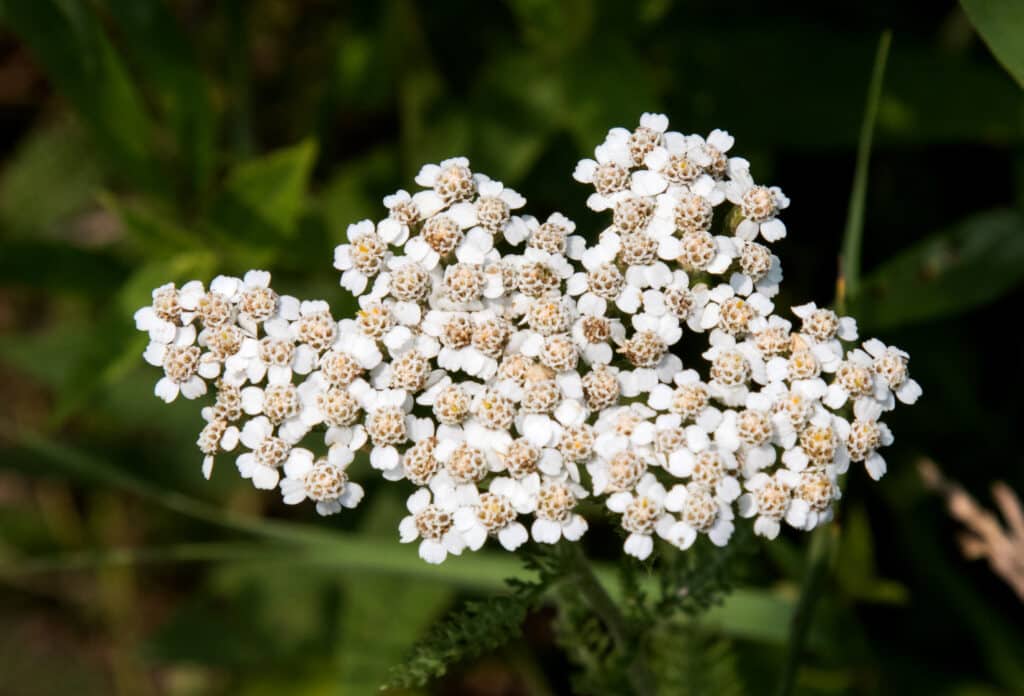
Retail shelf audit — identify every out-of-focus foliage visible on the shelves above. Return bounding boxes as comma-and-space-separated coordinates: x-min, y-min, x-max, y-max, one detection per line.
0, 0, 1022, 694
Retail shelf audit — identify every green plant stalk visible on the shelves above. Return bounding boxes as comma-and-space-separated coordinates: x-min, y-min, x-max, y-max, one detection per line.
782, 33, 892, 694
840, 29, 892, 305
775, 526, 838, 696
563, 542, 658, 696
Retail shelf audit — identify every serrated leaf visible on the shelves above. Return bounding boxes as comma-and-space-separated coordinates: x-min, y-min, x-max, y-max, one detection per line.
854, 209, 1024, 329
961, 0, 1024, 88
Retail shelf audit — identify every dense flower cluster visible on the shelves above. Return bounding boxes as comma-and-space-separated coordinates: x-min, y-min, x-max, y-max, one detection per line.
135, 114, 920, 563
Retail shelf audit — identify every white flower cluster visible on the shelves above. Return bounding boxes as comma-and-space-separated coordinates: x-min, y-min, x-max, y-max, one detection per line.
134, 114, 921, 563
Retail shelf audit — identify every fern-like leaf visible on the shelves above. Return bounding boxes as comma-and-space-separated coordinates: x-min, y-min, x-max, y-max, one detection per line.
655, 528, 754, 618
649, 622, 746, 696
383, 545, 562, 689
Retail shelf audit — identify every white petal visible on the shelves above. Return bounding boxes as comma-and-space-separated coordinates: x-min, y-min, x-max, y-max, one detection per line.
252, 465, 280, 490
154, 377, 180, 403
624, 533, 653, 560
418, 539, 447, 564
532, 518, 562, 544
498, 523, 529, 551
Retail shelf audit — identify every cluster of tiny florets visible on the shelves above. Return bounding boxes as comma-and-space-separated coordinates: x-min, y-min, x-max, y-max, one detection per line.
135, 114, 920, 564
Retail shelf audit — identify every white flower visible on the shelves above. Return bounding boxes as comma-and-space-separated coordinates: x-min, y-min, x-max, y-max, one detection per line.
664, 482, 735, 548
723, 166, 790, 242
333, 220, 392, 296
570, 313, 625, 365
737, 469, 799, 539
729, 245, 783, 299
279, 447, 365, 515
331, 322, 384, 371
357, 387, 423, 477
236, 416, 289, 489
143, 324, 208, 403
861, 339, 922, 408
134, 282, 187, 343
379, 189, 417, 243
235, 270, 295, 334
573, 129, 633, 211
784, 467, 839, 531
454, 481, 529, 552
607, 474, 675, 560
398, 482, 466, 564
248, 319, 317, 385
246, 382, 315, 442
197, 417, 240, 480
134, 116, 925, 564
697, 283, 773, 333
713, 406, 777, 476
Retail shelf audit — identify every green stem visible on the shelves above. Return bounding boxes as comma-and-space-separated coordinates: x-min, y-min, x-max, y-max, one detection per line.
563, 542, 658, 696
840, 29, 892, 307
775, 526, 837, 696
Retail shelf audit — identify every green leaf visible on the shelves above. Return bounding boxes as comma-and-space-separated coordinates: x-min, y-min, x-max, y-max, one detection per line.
99, 0, 217, 197
48, 252, 215, 425
318, 146, 399, 241
336, 496, 453, 694
7, 433, 800, 647
0, 118, 104, 237
834, 505, 908, 605
854, 209, 1024, 329
104, 195, 198, 254
0, 239, 128, 296
207, 139, 318, 248
961, 0, 1024, 88
0, 0, 158, 190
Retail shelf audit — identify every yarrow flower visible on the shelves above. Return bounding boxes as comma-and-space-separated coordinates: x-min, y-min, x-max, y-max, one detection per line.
134, 113, 920, 562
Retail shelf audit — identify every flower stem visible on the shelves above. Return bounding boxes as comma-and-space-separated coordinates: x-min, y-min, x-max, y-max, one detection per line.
840, 29, 892, 305
562, 541, 658, 696
775, 525, 838, 696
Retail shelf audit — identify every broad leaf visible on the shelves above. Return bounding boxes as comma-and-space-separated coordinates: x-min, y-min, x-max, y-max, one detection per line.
854, 209, 1024, 329
961, 0, 1024, 88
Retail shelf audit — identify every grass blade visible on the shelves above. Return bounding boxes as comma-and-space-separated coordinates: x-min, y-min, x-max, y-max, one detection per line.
840, 30, 892, 306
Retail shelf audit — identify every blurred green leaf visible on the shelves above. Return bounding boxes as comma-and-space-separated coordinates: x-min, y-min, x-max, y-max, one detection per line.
0, 240, 128, 296
666, 28, 1023, 148
207, 139, 318, 250
336, 496, 452, 694
835, 506, 908, 604
961, 0, 1024, 88
105, 195, 198, 255
0, 118, 104, 237
7, 433, 798, 646
0, 0, 158, 189
505, 0, 595, 57
854, 209, 1024, 329
319, 146, 399, 240
48, 252, 215, 425
99, 0, 217, 198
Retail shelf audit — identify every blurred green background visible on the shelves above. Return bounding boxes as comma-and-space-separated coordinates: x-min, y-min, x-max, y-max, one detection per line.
1, 1, 1023, 694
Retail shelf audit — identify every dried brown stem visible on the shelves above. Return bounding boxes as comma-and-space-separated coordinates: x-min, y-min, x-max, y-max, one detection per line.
918, 458, 1024, 601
